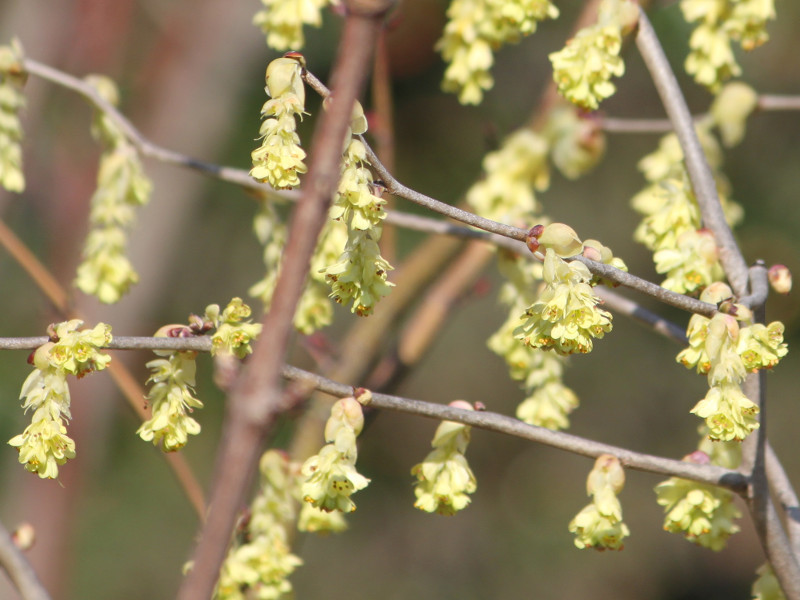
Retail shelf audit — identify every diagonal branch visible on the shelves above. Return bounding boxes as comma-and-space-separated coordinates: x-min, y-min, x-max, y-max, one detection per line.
634, 9, 749, 296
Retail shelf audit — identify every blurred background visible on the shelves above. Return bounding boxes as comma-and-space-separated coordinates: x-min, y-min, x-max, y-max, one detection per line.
0, 1, 799, 598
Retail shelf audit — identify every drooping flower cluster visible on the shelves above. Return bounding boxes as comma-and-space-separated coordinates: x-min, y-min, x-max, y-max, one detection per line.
138, 299, 261, 451
489, 289, 579, 430
751, 563, 785, 600
710, 82, 759, 147
676, 283, 786, 441
631, 123, 742, 294
253, 0, 335, 52
251, 54, 307, 190
466, 129, 550, 225
137, 350, 202, 452
411, 400, 477, 515
250, 200, 346, 334
437, 0, 559, 105
206, 297, 263, 359
549, 0, 639, 111
74, 76, 152, 304
569, 454, 629, 550
516, 242, 613, 356
655, 449, 741, 550
301, 396, 370, 513
215, 450, 303, 600
544, 107, 606, 180
9, 320, 112, 479
681, 0, 776, 91
322, 107, 394, 316
465, 126, 588, 431
0, 40, 26, 193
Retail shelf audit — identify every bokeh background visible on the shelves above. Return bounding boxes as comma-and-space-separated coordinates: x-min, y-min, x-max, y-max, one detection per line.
0, 1, 799, 599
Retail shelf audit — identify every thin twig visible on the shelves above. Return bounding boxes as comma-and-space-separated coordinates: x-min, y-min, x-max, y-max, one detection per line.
635, 9, 749, 296
0, 520, 50, 600
280, 364, 747, 491
22, 58, 293, 202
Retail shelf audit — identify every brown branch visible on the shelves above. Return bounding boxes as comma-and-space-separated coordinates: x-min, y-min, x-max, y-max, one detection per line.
175, 2, 394, 598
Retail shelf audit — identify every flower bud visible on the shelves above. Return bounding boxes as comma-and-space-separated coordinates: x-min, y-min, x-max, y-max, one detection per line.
11, 522, 35, 550
711, 82, 758, 147
265, 56, 305, 102
534, 223, 583, 258
768, 264, 792, 294
700, 281, 733, 305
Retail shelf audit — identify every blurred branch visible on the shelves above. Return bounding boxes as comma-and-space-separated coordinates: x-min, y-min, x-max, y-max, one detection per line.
22, 58, 290, 201
0, 219, 207, 519
0, 520, 50, 600
635, 9, 749, 296
176, 2, 394, 597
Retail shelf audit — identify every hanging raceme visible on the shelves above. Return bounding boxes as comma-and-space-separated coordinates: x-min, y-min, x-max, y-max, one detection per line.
250, 54, 308, 190
0, 39, 26, 193
437, 0, 559, 105
138, 299, 262, 452
676, 283, 787, 442
568, 454, 630, 550
8, 320, 112, 479
322, 102, 394, 316
681, 0, 776, 91
74, 75, 153, 304
549, 0, 639, 111
630, 121, 742, 294
301, 395, 370, 513
411, 400, 477, 515
214, 450, 303, 600
515, 224, 616, 355
253, 0, 336, 52
655, 443, 741, 551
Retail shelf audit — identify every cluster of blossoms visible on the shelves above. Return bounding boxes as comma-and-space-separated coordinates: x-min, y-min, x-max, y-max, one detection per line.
215, 450, 303, 600
489, 299, 578, 430
568, 454, 629, 550
465, 129, 549, 225
681, 0, 776, 91
9, 320, 112, 479
138, 299, 261, 451
465, 113, 610, 431
250, 54, 307, 190
253, 0, 335, 52
655, 447, 741, 550
301, 396, 370, 513
516, 224, 613, 355
411, 400, 477, 515
74, 76, 152, 304
0, 40, 26, 193
250, 201, 346, 334
322, 106, 394, 316
677, 283, 786, 441
543, 107, 606, 180
631, 123, 741, 294
710, 82, 760, 147
549, 0, 639, 110
437, 0, 559, 105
